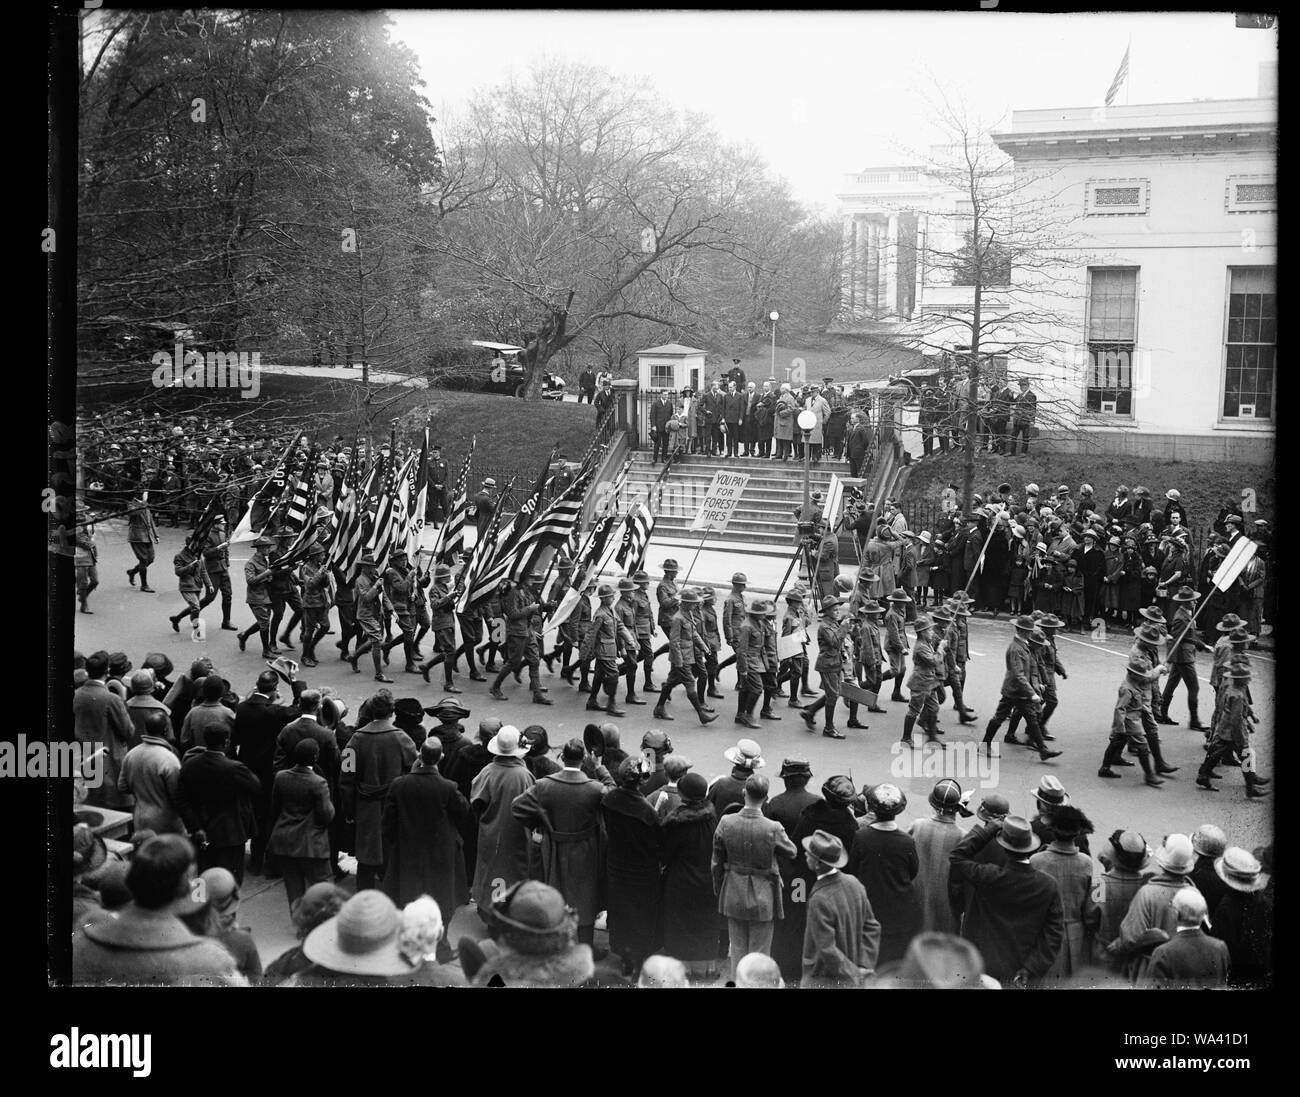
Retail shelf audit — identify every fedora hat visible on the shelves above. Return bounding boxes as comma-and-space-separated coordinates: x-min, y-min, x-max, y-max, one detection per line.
1216, 613, 1246, 632
885, 588, 913, 603
302, 890, 413, 977
723, 738, 765, 769
1214, 848, 1268, 893
996, 816, 1041, 855
487, 726, 529, 757
779, 757, 812, 779
1171, 586, 1198, 603
802, 830, 848, 869
265, 656, 298, 685
1032, 775, 1070, 808
1154, 834, 1196, 875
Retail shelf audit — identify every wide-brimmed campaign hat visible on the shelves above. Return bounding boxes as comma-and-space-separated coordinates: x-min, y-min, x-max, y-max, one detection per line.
1214, 848, 1268, 893
662, 559, 680, 572
1036, 614, 1065, 630
617, 577, 636, 592
266, 656, 298, 685
678, 588, 701, 605
1132, 623, 1166, 645
819, 595, 842, 613
748, 599, 776, 617
302, 890, 413, 977
1139, 606, 1167, 625
1012, 615, 1038, 632
487, 726, 529, 757
885, 588, 913, 603
1171, 586, 1198, 603
858, 600, 886, 616
633, 570, 650, 584
802, 830, 848, 869
731, 572, 748, 586
1216, 613, 1246, 632
723, 738, 765, 769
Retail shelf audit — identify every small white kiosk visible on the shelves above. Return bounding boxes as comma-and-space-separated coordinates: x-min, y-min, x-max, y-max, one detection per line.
635, 343, 707, 447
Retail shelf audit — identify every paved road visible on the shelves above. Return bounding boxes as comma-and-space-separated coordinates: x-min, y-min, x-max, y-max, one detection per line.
77, 521, 1274, 976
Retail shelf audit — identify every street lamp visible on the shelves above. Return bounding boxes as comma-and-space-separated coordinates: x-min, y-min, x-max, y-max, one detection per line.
797, 408, 817, 515
769, 311, 780, 379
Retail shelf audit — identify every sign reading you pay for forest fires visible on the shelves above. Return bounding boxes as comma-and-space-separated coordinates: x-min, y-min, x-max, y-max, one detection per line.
690, 471, 750, 533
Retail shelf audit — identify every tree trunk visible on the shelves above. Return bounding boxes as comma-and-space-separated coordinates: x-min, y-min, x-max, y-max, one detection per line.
963, 279, 982, 516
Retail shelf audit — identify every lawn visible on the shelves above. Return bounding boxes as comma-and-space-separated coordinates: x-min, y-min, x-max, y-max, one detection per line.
902, 450, 1276, 526
77, 367, 600, 480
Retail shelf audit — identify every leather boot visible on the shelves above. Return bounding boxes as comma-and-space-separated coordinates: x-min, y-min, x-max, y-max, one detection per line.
691, 693, 717, 725
1148, 732, 1179, 774
1098, 738, 1124, 778
1138, 752, 1163, 788
1245, 773, 1271, 798
901, 714, 916, 747
1187, 701, 1206, 732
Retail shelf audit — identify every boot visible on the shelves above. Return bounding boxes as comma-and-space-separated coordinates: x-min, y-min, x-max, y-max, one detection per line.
1244, 773, 1270, 798
1138, 752, 1163, 788
403, 639, 419, 675
625, 671, 647, 706
532, 691, 553, 706
1187, 702, 1206, 732
890, 687, 905, 702
1148, 733, 1179, 775
605, 696, 626, 718
691, 693, 718, 725
1098, 739, 1124, 778
901, 714, 916, 747
845, 701, 867, 730
372, 648, 393, 684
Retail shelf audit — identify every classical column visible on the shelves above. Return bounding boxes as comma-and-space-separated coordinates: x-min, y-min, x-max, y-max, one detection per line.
840, 215, 856, 319
884, 213, 899, 318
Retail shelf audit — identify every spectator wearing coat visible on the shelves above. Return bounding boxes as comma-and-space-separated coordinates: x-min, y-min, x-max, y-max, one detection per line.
468, 726, 536, 912
1146, 889, 1229, 989
949, 815, 1065, 986
125, 671, 173, 744
846, 412, 873, 478
804, 386, 830, 463
74, 652, 136, 810
754, 382, 776, 458
773, 384, 798, 461
1028, 806, 1099, 981
268, 738, 336, 910
118, 711, 185, 835
510, 738, 613, 946
801, 830, 882, 987
1095, 830, 1154, 963
176, 724, 261, 884
232, 669, 300, 875
712, 774, 797, 978
660, 771, 723, 978
847, 783, 923, 966
381, 737, 470, 949
1113, 834, 1200, 981
339, 690, 417, 892
910, 779, 972, 935
601, 757, 664, 978
1209, 847, 1272, 988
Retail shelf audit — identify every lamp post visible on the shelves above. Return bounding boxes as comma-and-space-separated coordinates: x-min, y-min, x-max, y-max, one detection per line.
797, 408, 817, 515
769, 310, 780, 379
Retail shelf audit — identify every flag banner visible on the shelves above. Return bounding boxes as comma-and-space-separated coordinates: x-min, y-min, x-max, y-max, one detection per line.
1105, 44, 1130, 106
455, 475, 516, 614
589, 501, 633, 582
436, 441, 475, 565
330, 459, 381, 583
408, 428, 429, 559
546, 508, 618, 631
615, 502, 654, 574
230, 431, 303, 543
822, 474, 844, 529
185, 492, 225, 553
505, 445, 561, 549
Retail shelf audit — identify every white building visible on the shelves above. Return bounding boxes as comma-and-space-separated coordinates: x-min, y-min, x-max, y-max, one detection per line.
838, 68, 1277, 462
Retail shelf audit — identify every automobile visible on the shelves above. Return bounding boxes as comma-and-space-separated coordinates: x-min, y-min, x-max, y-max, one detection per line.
472, 340, 567, 399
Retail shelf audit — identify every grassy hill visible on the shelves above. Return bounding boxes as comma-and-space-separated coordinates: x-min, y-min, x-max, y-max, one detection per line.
903, 451, 1276, 526
77, 367, 600, 477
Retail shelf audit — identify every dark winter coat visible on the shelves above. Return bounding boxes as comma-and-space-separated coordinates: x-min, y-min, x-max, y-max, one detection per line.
381, 764, 470, 915
661, 799, 722, 961
601, 786, 663, 961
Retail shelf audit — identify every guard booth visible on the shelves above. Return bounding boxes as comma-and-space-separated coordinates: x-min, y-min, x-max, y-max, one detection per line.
635, 343, 706, 447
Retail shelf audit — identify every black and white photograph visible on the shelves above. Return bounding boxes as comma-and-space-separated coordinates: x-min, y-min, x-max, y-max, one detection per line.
41, 2, 1278, 1058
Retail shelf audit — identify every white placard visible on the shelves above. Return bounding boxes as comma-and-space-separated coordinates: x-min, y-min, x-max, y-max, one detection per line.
777, 628, 810, 661
690, 470, 750, 533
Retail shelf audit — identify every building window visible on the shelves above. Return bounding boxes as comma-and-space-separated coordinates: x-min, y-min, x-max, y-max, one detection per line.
1223, 267, 1276, 421
649, 362, 675, 391
1225, 175, 1276, 213
1085, 179, 1149, 216
1085, 267, 1139, 416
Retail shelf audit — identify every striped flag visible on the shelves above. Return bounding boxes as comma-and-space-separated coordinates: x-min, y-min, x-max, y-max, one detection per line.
185, 491, 226, 554
434, 440, 475, 565
614, 501, 655, 576
545, 506, 619, 633
407, 428, 429, 557
498, 445, 559, 555
1105, 44, 1130, 106
230, 431, 303, 543
368, 454, 416, 571
821, 474, 844, 530
455, 475, 516, 614
329, 458, 381, 583
282, 450, 316, 534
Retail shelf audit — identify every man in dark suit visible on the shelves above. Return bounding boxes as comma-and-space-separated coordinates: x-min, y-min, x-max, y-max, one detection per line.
846, 412, 874, 478
233, 670, 299, 874
1146, 889, 1229, 988
649, 390, 674, 463
721, 381, 745, 458
949, 815, 1065, 986
176, 726, 262, 884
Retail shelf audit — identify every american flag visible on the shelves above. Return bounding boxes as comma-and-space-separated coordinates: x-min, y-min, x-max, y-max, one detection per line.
282, 446, 317, 533
329, 456, 380, 583
407, 428, 429, 557
460, 467, 593, 607
433, 440, 475, 565
497, 445, 559, 556
614, 501, 655, 576
1104, 44, 1130, 107
367, 453, 416, 571
545, 505, 619, 632
455, 475, 516, 614
229, 430, 303, 543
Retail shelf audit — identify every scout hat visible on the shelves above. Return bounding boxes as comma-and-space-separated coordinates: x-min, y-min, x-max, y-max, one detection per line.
1036, 614, 1064, 630
1214, 848, 1268, 893
597, 583, 616, 599
1012, 614, 1038, 633
997, 816, 1041, 855
731, 572, 748, 586
678, 588, 701, 605
748, 599, 776, 617
1133, 621, 1166, 644
859, 600, 885, 616
662, 559, 679, 572
633, 570, 650, 585
802, 830, 848, 869
1224, 662, 1252, 682
885, 588, 913, 603
784, 590, 804, 604
1126, 652, 1156, 677
1227, 627, 1255, 644
433, 563, 453, 580
617, 577, 636, 592
1171, 585, 1198, 603
1028, 629, 1050, 647
857, 567, 881, 585
930, 606, 955, 625
359, 555, 378, 567
949, 590, 974, 604
700, 587, 717, 602
254, 535, 276, 548
723, 738, 765, 769
913, 614, 934, 632
819, 595, 842, 613
945, 600, 970, 617
1154, 835, 1196, 876
1139, 606, 1167, 625
1216, 613, 1245, 632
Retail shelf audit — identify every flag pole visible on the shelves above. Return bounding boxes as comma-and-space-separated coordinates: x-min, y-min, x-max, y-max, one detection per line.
679, 527, 712, 587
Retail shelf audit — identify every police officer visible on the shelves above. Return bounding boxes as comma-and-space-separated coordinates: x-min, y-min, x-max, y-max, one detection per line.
347, 555, 393, 683
490, 574, 554, 705
426, 443, 449, 525
197, 515, 237, 629
583, 582, 633, 718
652, 589, 718, 726
125, 493, 160, 592
237, 535, 278, 658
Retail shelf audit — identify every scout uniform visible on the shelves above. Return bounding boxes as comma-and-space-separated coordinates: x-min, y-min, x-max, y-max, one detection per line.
381, 550, 419, 672
125, 496, 160, 591
980, 617, 1059, 760
615, 578, 647, 706
855, 601, 887, 713
417, 564, 461, 691
777, 592, 808, 706
653, 589, 716, 725
75, 509, 99, 613
491, 577, 552, 704
631, 571, 658, 692
801, 596, 855, 739
198, 519, 235, 628
583, 584, 633, 717
758, 603, 781, 720
698, 588, 724, 699
168, 542, 211, 632
941, 600, 977, 724
559, 577, 594, 691
1158, 586, 1212, 729
238, 535, 278, 658
298, 545, 333, 667
733, 602, 776, 729
901, 613, 949, 746
347, 557, 393, 682
884, 588, 912, 701
1196, 661, 1270, 797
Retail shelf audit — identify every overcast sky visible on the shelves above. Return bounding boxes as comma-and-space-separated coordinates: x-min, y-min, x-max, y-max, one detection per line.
387, 9, 1278, 209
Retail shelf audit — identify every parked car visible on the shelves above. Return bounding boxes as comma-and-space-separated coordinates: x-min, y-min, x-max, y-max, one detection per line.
473, 340, 567, 399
